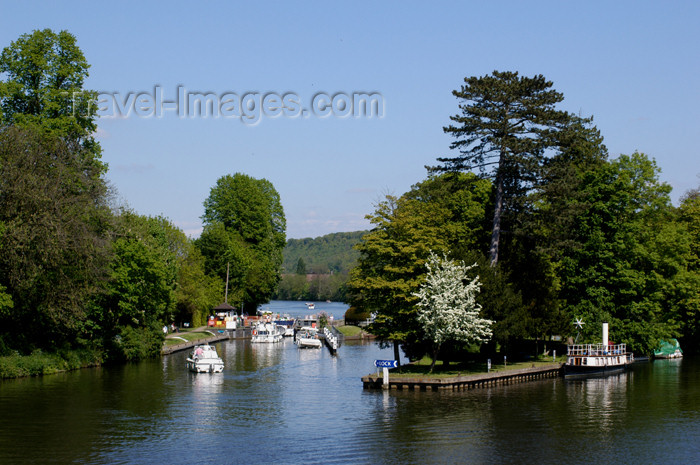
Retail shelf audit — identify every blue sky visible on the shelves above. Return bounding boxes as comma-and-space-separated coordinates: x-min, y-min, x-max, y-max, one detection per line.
2, 1, 699, 238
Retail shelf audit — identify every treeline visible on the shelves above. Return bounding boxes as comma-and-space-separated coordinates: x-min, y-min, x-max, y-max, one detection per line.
275, 273, 349, 302
348, 71, 700, 361
274, 231, 365, 301
0, 29, 286, 366
281, 231, 365, 273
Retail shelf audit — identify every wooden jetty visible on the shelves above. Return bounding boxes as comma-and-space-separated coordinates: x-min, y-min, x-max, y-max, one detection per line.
361, 363, 564, 391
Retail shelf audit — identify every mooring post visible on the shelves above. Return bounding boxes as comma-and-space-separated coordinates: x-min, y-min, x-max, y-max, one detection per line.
383, 367, 389, 389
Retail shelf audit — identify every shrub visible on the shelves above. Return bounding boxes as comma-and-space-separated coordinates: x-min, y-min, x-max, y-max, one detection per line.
0, 348, 103, 379
344, 306, 370, 325
109, 324, 164, 362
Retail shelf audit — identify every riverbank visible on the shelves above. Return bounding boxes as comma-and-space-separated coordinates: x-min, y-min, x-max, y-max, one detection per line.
336, 324, 375, 340
162, 328, 230, 354
362, 363, 564, 390
0, 348, 103, 379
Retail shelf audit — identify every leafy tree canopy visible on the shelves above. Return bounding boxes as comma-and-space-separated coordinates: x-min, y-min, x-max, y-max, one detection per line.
414, 252, 493, 372
431, 70, 571, 266
0, 28, 103, 172
198, 173, 286, 313
282, 231, 366, 274
0, 125, 112, 350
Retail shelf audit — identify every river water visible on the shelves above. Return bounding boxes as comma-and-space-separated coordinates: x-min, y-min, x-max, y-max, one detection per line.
1, 301, 699, 464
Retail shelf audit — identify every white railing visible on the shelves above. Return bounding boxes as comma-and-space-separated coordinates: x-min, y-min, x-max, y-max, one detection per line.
567, 343, 627, 356
323, 327, 339, 351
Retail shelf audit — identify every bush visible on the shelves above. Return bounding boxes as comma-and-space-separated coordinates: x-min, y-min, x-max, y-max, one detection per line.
344, 306, 370, 325
0, 348, 103, 379
109, 325, 165, 362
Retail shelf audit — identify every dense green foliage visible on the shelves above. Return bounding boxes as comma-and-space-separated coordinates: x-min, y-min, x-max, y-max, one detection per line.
196, 173, 286, 313
0, 348, 103, 379
274, 231, 366, 301
432, 70, 570, 266
351, 70, 700, 360
0, 28, 104, 172
0, 30, 236, 371
348, 173, 491, 362
276, 272, 349, 302
0, 125, 112, 350
0, 29, 110, 353
282, 231, 366, 273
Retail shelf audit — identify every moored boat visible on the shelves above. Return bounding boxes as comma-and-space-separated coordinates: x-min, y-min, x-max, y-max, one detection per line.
654, 339, 683, 359
274, 315, 296, 337
186, 344, 224, 373
295, 329, 322, 348
565, 322, 630, 378
251, 322, 283, 343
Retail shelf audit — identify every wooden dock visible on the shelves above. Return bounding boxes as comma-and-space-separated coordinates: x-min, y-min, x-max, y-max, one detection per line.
361, 363, 564, 390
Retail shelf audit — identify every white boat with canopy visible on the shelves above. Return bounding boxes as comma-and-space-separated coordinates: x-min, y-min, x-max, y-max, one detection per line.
186, 344, 224, 373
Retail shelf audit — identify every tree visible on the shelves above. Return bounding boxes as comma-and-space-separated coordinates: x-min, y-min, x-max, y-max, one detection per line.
0, 28, 103, 172
414, 252, 493, 372
0, 125, 112, 350
295, 257, 307, 275
554, 153, 688, 354
675, 188, 700, 352
504, 117, 609, 347
174, 244, 223, 328
349, 174, 492, 362
348, 194, 450, 363
431, 70, 570, 266
89, 211, 178, 361
197, 173, 286, 312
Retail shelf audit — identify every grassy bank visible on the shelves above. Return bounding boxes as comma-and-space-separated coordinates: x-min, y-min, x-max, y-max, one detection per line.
0, 349, 104, 379
388, 355, 565, 379
336, 325, 365, 337
163, 328, 222, 347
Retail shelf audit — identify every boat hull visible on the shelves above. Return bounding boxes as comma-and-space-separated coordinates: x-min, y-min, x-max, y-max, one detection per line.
654, 352, 683, 359
251, 334, 282, 343
186, 359, 224, 373
296, 338, 322, 349
564, 363, 626, 378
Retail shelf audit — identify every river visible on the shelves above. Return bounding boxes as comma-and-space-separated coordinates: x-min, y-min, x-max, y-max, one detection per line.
1, 301, 699, 464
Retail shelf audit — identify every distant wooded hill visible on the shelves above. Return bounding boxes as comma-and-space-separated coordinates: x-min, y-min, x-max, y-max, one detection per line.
282, 231, 367, 274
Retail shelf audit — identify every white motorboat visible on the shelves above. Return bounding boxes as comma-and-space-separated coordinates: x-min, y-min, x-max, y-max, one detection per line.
251, 322, 283, 343
274, 315, 296, 337
295, 329, 322, 349
186, 344, 224, 373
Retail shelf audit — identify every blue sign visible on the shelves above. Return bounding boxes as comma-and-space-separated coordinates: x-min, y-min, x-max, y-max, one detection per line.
374, 359, 398, 368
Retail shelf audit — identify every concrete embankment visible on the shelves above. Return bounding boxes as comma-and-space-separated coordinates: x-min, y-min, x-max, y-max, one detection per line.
362, 363, 564, 391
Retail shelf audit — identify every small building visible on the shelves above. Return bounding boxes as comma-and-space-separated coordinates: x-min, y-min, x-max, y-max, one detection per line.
210, 302, 238, 329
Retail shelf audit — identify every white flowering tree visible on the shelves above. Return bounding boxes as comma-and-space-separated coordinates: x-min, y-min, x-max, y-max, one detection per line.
414, 252, 493, 372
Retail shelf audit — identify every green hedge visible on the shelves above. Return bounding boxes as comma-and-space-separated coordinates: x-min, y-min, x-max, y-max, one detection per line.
0, 349, 103, 379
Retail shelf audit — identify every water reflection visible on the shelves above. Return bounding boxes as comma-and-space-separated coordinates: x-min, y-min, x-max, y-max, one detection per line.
2, 339, 700, 465
565, 371, 630, 432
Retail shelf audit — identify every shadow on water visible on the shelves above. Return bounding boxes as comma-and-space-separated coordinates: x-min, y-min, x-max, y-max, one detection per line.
2, 322, 699, 465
